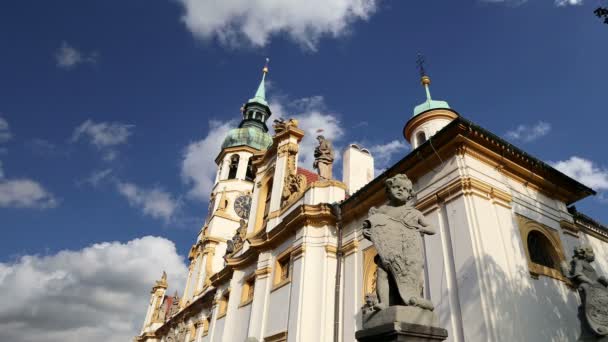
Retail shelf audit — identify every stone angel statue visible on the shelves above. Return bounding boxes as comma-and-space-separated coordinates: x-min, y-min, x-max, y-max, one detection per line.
562, 245, 608, 340
362, 174, 436, 312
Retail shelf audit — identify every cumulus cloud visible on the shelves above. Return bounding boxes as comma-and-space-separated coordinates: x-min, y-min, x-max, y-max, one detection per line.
0, 236, 187, 342
0, 179, 57, 209
505, 121, 551, 143
0, 116, 12, 143
181, 120, 236, 201
368, 139, 407, 170
117, 182, 181, 222
175, 0, 378, 50
551, 156, 608, 191
72, 119, 134, 161
554, 0, 582, 6
271, 95, 344, 170
54, 41, 98, 69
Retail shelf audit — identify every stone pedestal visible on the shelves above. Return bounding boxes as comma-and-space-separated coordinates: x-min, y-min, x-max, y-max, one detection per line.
355, 306, 448, 342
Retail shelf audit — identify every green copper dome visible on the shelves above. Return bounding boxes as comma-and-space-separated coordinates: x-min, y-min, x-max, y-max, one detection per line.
221, 126, 273, 150
412, 76, 450, 117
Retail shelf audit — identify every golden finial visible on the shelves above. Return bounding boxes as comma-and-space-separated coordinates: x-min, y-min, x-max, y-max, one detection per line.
421, 75, 431, 85
263, 57, 270, 74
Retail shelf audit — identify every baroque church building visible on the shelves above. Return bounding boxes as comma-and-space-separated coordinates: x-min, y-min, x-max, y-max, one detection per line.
135, 64, 608, 342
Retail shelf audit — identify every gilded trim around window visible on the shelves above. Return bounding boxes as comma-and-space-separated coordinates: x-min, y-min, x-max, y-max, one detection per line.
240, 273, 256, 307
516, 214, 569, 283
362, 245, 377, 301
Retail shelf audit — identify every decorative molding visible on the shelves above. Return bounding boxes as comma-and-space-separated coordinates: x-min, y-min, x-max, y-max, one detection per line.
264, 331, 288, 342
341, 238, 360, 256
255, 267, 272, 278
403, 108, 459, 142
291, 244, 306, 259
560, 220, 580, 238
214, 145, 259, 165
515, 214, 570, 284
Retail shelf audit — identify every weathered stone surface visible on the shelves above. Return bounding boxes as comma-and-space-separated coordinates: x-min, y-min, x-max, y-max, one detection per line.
313, 135, 334, 179
362, 305, 439, 330
356, 321, 448, 342
562, 245, 608, 341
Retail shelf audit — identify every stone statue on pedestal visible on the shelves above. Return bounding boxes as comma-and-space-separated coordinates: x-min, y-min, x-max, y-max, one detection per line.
313, 135, 334, 179
562, 245, 608, 341
356, 173, 447, 342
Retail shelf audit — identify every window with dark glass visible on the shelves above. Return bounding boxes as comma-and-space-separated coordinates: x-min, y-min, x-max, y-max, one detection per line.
416, 131, 427, 145
527, 231, 557, 269
228, 154, 239, 179
245, 158, 255, 181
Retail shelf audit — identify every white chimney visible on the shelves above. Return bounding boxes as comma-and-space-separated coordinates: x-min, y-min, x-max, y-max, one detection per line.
342, 144, 374, 195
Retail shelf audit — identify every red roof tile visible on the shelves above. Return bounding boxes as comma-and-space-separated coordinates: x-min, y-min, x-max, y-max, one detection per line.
297, 167, 319, 184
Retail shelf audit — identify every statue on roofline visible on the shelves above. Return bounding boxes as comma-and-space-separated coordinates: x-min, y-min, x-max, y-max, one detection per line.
313, 135, 334, 180
362, 173, 436, 312
562, 245, 608, 341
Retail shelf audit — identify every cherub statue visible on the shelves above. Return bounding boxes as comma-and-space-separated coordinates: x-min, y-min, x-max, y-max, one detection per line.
562, 245, 608, 340
362, 174, 436, 312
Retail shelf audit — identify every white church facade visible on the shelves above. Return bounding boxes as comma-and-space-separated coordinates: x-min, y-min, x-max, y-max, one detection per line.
135, 66, 608, 342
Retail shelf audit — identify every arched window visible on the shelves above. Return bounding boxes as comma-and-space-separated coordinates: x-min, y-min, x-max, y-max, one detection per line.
228, 155, 239, 179
527, 231, 558, 269
416, 131, 427, 146
516, 214, 567, 281
245, 158, 255, 181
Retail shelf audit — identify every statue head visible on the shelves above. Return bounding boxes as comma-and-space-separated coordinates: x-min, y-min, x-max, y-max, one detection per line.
385, 174, 414, 205
317, 135, 325, 142
574, 245, 595, 262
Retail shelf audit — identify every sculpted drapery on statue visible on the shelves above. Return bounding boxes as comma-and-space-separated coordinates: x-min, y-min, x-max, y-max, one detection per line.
313, 135, 334, 179
562, 246, 608, 341
362, 173, 436, 312
356, 173, 447, 341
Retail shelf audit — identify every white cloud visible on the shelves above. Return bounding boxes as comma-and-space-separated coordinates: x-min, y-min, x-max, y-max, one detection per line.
181, 120, 236, 201
176, 0, 378, 50
551, 156, 608, 191
271, 96, 344, 170
555, 0, 582, 6
505, 121, 551, 143
72, 119, 133, 147
0, 236, 187, 342
0, 178, 57, 209
80, 168, 113, 187
117, 182, 180, 222
0, 116, 12, 143
368, 139, 407, 168
72, 119, 133, 161
54, 41, 98, 69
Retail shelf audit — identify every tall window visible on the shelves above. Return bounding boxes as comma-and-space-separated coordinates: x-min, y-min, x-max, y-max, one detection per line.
245, 158, 255, 181
527, 231, 558, 269
273, 248, 292, 288
241, 275, 255, 305
228, 155, 239, 179
218, 291, 230, 318
416, 131, 427, 146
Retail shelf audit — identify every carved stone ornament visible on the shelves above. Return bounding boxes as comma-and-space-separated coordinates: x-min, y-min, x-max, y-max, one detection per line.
562, 245, 608, 341
313, 135, 334, 179
356, 173, 447, 341
282, 173, 307, 207
272, 118, 299, 134
226, 219, 248, 256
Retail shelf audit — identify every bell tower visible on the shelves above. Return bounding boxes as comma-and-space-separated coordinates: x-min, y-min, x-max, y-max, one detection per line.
403, 54, 459, 149
179, 61, 274, 307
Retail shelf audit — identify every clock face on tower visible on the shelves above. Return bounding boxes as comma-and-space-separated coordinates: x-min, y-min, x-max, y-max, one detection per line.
234, 195, 252, 220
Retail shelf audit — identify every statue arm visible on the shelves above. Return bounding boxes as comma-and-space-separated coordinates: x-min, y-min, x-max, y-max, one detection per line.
418, 212, 436, 235
573, 260, 593, 285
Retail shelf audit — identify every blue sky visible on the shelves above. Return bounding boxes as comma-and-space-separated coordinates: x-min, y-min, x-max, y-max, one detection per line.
1, 0, 607, 340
